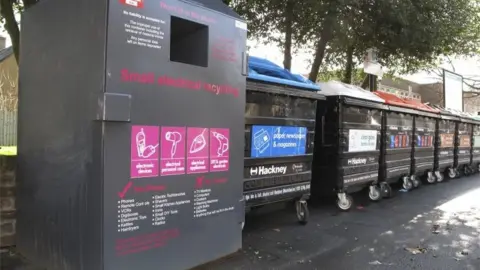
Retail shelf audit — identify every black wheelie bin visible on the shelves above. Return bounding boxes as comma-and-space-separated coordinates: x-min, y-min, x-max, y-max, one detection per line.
400, 99, 440, 184
430, 105, 460, 180
471, 115, 480, 172
456, 113, 475, 176
312, 81, 388, 211
444, 109, 475, 177
243, 56, 324, 226
374, 91, 421, 191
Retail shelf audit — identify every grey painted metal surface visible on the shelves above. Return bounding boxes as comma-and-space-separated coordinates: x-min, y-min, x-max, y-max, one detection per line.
17, 0, 246, 269
104, 0, 247, 269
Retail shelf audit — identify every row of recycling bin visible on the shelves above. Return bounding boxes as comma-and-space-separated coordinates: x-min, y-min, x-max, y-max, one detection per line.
243, 57, 480, 226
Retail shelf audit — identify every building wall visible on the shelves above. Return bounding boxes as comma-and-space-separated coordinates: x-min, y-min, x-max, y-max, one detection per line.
0, 54, 18, 146
378, 77, 422, 101
416, 82, 480, 114
463, 93, 480, 114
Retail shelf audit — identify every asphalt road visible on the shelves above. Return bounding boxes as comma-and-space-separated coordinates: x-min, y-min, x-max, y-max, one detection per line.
199, 175, 480, 270
3, 176, 480, 270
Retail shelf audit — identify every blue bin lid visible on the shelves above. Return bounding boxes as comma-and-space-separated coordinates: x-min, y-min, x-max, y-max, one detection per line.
247, 56, 320, 91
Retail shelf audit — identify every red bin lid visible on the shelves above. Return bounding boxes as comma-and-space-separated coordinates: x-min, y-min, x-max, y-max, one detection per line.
373, 91, 417, 109
400, 98, 440, 113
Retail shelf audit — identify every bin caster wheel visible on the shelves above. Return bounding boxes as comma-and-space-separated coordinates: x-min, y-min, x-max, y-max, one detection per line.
380, 183, 392, 198
468, 166, 474, 175
336, 193, 353, 211
368, 185, 382, 201
463, 165, 470, 176
295, 200, 309, 225
411, 175, 421, 188
448, 168, 456, 179
426, 171, 436, 184
455, 168, 461, 178
435, 171, 444, 183
402, 176, 413, 191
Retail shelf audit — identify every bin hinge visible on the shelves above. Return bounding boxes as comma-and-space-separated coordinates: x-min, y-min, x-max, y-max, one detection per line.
96, 93, 131, 122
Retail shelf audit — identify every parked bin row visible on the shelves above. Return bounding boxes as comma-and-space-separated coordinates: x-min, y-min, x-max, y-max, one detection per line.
244, 57, 480, 226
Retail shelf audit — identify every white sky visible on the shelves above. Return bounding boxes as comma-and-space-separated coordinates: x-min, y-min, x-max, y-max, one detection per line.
247, 40, 480, 84
2, 31, 478, 85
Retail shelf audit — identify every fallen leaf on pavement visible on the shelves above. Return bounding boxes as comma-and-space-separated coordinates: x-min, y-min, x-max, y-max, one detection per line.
405, 247, 427, 254
369, 260, 395, 266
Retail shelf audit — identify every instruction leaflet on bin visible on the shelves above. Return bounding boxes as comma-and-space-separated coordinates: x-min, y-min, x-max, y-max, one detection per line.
122, 125, 235, 234
119, 3, 165, 51
251, 125, 307, 158
348, 129, 377, 152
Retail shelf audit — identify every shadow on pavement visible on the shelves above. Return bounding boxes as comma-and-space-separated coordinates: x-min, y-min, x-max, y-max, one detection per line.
198, 176, 480, 270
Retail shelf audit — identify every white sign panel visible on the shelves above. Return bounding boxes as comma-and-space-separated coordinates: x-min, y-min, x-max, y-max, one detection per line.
474, 136, 480, 147
348, 129, 377, 152
444, 70, 463, 111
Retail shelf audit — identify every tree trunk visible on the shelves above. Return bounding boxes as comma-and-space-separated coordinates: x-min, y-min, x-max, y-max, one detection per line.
342, 46, 354, 84
283, 0, 294, 70
361, 75, 369, 89
0, 0, 20, 62
308, 14, 335, 82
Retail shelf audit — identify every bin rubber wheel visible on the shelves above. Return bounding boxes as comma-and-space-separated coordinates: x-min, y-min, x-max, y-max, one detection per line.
435, 171, 444, 183
402, 177, 413, 191
296, 201, 309, 225
380, 183, 392, 198
448, 168, 456, 179
411, 176, 421, 189
426, 171, 436, 184
368, 185, 382, 201
336, 193, 353, 211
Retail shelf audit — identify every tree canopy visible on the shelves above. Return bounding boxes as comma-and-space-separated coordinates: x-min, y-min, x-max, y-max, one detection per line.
2, 0, 480, 85
229, 0, 480, 83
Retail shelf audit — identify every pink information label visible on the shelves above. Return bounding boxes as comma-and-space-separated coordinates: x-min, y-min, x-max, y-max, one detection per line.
131, 125, 159, 178
187, 127, 209, 174
210, 128, 230, 172
160, 126, 186, 176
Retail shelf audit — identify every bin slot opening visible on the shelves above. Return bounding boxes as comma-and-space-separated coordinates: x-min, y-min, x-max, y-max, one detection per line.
170, 16, 209, 67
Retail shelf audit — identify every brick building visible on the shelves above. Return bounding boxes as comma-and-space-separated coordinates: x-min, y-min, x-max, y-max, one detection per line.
378, 77, 480, 114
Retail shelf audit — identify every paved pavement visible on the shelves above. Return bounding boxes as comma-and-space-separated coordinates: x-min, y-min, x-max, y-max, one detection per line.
199, 176, 480, 270
3, 176, 480, 270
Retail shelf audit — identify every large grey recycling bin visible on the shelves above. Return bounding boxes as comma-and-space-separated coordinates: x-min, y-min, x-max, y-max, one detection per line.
16, 0, 247, 269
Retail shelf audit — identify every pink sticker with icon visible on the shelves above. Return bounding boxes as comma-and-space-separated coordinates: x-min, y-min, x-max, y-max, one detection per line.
131, 125, 159, 178
187, 127, 209, 174
210, 128, 229, 172
160, 126, 186, 176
